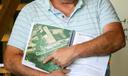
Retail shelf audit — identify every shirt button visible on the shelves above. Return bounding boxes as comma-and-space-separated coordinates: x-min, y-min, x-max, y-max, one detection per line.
62, 15, 65, 18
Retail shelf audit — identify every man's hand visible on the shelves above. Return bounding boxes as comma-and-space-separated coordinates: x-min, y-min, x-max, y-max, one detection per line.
43, 46, 79, 68
47, 70, 69, 76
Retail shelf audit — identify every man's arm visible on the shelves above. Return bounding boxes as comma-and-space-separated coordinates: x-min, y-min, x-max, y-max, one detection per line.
76, 22, 126, 57
44, 22, 126, 67
4, 46, 68, 76
3, 45, 48, 76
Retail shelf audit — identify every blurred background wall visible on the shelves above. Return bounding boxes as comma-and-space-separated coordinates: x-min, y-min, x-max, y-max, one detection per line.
110, 0, 128, 76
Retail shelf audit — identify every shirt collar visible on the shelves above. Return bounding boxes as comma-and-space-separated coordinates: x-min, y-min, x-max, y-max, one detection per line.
36, 0, 51, 10
76, 0, 85, 9
37, 0, 85, 11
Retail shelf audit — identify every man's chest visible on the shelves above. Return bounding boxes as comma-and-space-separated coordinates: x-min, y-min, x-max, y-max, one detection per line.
31, 4, 100, 37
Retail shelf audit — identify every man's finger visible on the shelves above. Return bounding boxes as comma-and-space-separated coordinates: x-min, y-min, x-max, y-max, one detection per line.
52, 58, 58, 65
43, 55, 53, 64
62, 69, 71, 74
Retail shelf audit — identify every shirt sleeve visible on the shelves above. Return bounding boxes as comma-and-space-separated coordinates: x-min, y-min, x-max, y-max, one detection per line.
8, 5, 32, 51
98, 0, 120, 31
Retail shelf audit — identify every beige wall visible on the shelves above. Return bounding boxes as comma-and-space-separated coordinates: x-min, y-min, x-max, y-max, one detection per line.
111, 0, 128, 19
110, 41, 128, 76
110, 0, 128, 76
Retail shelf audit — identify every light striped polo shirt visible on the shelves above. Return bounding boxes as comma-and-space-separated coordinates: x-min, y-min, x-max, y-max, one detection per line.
8, 0, 120, 76
8, 0, 120, 51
